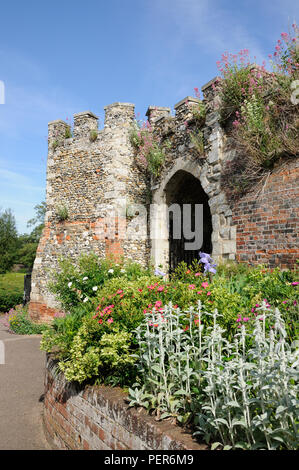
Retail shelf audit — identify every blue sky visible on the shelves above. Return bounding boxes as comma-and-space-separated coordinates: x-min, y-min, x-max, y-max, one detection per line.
0, 0, 298, 233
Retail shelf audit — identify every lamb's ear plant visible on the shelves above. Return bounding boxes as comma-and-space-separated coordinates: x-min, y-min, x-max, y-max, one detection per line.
129, 300, 299, 450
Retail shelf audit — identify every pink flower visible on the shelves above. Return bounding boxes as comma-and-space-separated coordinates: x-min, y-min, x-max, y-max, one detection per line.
236, 316, 242, 323
201, 282, 209, 289
194, 272, 201, 277
197, 291, 202, 295
291, 282, 299, 286
107, 318, 113, 324
194, 87, 200, 98
188, 284, 195, 289
155, 300, 162, 308
157, 286, 164, 292
243, 317, 249, 322
206, 291, 211, 296
116, 289, 123, 294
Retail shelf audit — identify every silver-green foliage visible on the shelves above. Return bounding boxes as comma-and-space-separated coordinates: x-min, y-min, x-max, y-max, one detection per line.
129, 301, 299, 450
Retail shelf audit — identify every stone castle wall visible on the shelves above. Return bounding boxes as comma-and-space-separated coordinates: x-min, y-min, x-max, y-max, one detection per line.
29, 79, 299, 322
29, 103, 150, 322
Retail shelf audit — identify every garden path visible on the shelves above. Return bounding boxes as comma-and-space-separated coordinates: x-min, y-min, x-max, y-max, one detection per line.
0, 321, 52, 450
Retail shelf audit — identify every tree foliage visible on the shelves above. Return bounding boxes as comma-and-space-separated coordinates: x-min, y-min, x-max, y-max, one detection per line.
0, 208, 18, 273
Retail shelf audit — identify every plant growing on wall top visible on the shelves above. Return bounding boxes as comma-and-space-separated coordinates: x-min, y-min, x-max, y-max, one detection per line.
56, 204, 69, 222
130, 119, 171, 178
215, 25, 299, 199
184, 88, 206, 157
191, 88, 207, 124
65, 126, 72, 139
90, 129, 98, 142
52, 139, 59, 151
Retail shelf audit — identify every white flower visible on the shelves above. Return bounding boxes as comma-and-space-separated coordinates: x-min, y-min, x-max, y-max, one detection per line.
83, 297, 89, 303
92, 286, 98, 291
83, 276, 88, 281
68, 282, 72, 288
120, 269, 125, 273
108, 269, 114, 274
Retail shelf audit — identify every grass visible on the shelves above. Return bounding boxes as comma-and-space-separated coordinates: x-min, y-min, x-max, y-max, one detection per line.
0, 272, 24, 313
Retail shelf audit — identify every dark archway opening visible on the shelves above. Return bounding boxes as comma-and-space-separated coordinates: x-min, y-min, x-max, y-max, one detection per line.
166, 170, 212, 272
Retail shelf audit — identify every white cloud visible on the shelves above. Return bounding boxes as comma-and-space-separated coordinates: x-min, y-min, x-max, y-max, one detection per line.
152, 0, 267, 62
0, 168, 44, 191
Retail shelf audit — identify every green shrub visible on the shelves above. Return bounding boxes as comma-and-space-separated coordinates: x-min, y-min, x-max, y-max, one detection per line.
52, 315, 136, 385
48, 254, 152, 312
40, 306, 88, 358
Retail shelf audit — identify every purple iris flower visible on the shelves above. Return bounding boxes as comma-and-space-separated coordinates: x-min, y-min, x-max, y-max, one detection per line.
199, 252, 217, 274
155, 268, 166, 276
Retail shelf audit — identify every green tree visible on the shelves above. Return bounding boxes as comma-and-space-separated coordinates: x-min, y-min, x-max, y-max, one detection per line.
15, 201, 46, 270
26, 201, 46, 242
0, 208, 18, 273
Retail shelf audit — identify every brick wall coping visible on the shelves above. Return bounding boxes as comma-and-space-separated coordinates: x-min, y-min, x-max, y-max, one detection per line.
44, 356, 207, 450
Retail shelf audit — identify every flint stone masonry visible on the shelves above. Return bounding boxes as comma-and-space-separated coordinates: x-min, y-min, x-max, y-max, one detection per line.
44, 356, 206, 451
29, 77, 299, 322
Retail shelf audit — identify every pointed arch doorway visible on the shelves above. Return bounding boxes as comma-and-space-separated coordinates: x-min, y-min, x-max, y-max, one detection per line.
165, 170, 212, 272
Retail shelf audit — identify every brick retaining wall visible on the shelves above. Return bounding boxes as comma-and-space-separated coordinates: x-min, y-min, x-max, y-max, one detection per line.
232, 159, 299, 268
43, 356, 207, 451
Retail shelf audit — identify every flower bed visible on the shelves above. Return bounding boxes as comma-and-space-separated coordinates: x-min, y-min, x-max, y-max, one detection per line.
40, 254, 298, 449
